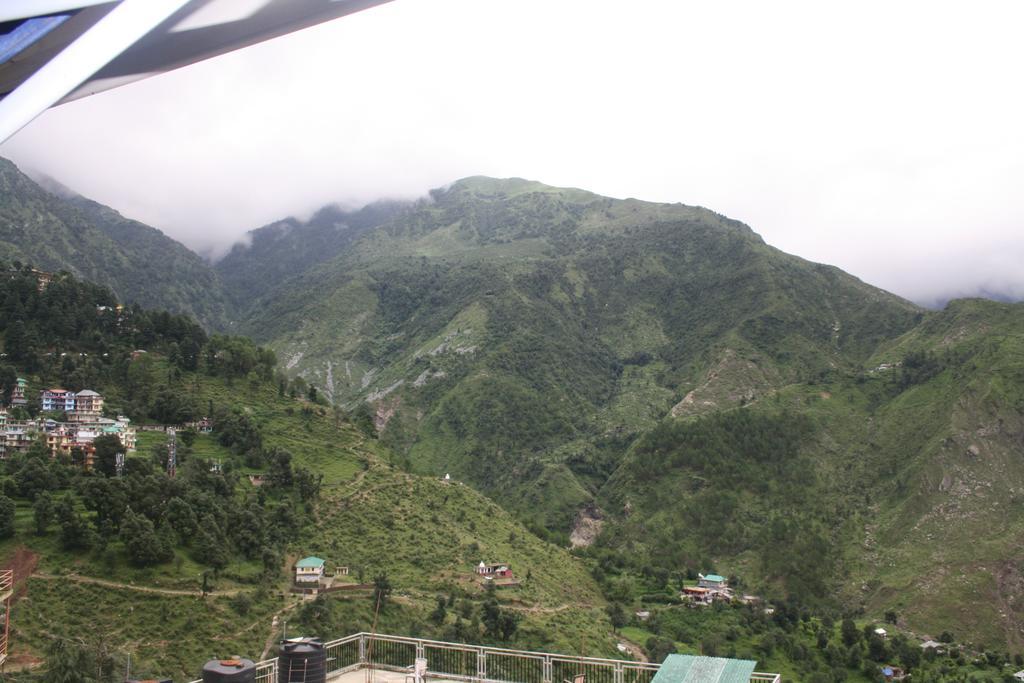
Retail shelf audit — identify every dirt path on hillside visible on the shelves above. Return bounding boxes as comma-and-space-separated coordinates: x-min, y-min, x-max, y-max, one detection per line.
31, 571, 244, 597
259, 602, 302, 660
616, 638, 647, 663
502, 602, 576, 614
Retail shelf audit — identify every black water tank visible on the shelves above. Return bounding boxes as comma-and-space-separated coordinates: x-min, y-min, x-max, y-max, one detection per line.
202, 658, 257, 683
278, 638, 326, 683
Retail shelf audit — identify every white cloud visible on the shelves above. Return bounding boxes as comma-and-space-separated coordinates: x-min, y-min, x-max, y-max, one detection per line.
3, 0, 1023, 305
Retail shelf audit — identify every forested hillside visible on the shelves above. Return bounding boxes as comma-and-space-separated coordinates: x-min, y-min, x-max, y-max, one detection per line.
233, 176, 922, 532
597, 298, 1024, 651
0, 268, 611, 679
0, 158, 229, 329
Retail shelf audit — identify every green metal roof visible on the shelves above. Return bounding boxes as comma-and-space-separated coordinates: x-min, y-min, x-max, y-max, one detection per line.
703, 574, 726, 583
651, 654, 757, 683
296, 556, 325, 568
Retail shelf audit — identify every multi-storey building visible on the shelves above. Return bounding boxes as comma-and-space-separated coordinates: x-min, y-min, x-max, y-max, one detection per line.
40, 388, 76, 413
10, 378, 26, 406
69, 389, 103, 421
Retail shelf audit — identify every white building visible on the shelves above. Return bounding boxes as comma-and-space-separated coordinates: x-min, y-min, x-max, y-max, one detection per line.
295, 556, 326, 584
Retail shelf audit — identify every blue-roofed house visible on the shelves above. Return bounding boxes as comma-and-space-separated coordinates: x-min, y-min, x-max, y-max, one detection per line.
881, 665, 906, 680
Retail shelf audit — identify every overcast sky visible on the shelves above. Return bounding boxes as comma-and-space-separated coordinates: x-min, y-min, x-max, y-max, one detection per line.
3, 0, 1023, 307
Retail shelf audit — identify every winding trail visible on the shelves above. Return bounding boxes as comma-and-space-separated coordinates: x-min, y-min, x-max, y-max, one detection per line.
31, 571, 243, 597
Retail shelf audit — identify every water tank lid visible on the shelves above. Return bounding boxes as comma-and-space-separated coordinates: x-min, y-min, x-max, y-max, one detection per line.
203, 657, 256, 675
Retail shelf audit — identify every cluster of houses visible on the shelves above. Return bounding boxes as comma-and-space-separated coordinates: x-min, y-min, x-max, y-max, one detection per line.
681, 573, 734, 605
0, 383, 136, 465
679, 573, 763, 607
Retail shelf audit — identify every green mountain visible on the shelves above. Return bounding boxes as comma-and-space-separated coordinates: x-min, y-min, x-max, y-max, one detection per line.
214, 200, 407, 316
0, 157, 229, 329
5, 162, 1023, 658
216, 176, 1024, 652
233, 176, 922, 529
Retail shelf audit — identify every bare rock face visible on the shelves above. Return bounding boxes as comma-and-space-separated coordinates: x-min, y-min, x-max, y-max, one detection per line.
373, 396, 401, 432
569, 504, 605, 548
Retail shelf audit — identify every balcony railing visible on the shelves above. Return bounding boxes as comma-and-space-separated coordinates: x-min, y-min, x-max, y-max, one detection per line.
189, 633, 779, 683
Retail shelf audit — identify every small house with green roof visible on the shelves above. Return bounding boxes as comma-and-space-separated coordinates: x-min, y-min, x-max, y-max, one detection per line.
698, 573, 727, 590
295, 556, 326, 584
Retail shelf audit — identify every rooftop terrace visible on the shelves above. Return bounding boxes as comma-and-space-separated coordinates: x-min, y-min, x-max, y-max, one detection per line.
190, 633, 780, 683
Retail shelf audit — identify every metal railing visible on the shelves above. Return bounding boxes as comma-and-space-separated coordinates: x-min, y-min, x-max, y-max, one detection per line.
189, 632, 780, 683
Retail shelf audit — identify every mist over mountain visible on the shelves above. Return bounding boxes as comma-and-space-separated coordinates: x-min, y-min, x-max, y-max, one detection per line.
214, 199, 409, 317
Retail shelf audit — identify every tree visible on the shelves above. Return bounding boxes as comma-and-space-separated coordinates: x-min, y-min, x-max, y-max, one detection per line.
120, 507, 172, 567
0, 365, 17, 405
165, 497, 198, 542
841, 618, 860, 647
430, 595, 447, 625
56, 494, 95, 551
294, 466, 322, 500
193, 517, 229, 571
93, 434, 126, 477
373, 573, 392, 610
179, 428, 197, 448
606, 602, 627, 632
33, 491, 54, 535
645, 637, 677, 664
39, 639, 94, 683
867, 635, 888, 662
267, 447, 294, 488
298, 594, 336, 635
15, 455, 58, 501
497, 610, 520, 642
0, 495, 15, 539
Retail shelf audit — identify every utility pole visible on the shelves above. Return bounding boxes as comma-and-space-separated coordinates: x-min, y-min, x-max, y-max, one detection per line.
166, 427, 176, 477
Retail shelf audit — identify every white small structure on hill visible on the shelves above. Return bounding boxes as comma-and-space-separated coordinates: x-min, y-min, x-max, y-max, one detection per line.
874, 627, 888, 638
1012, 670, 1024, 681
